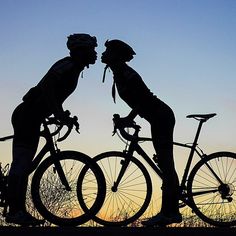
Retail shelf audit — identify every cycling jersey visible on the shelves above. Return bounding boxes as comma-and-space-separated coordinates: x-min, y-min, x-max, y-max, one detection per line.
13, 56, 83, 149
113, 64, 169, 121
23, 56, 82, 117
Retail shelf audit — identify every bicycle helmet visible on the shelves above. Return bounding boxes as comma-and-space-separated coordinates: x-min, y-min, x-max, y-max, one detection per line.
104, 39, 136, 62
67, 33, 97, 51
102, 40, 136, 103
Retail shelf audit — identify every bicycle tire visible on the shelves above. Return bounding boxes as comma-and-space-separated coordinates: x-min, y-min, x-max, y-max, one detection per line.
31, 151, 106, 226
77, 151, 152, 226
187, 151, 236, 227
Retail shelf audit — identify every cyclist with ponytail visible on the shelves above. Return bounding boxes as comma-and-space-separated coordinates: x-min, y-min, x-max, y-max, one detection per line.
101, 39, 182, 226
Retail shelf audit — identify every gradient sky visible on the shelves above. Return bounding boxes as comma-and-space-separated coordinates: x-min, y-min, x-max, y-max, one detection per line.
0, 1, 235, 177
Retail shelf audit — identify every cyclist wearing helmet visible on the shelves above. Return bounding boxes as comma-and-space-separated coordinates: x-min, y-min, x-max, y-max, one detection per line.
6, 33, 97, 226
101, 39, 182, 226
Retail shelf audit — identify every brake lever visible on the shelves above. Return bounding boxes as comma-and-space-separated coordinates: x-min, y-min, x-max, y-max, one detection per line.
112, 114, 120, 136
72, 116, 80, 134
112, 125, 117, 136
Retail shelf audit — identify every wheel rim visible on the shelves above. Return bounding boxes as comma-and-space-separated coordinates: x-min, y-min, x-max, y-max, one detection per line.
32, 152, 105, 226
188, 153, 236, 226
89, 152, 152, 226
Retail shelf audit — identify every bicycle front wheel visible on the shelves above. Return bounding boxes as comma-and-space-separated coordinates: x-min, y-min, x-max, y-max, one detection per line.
78, 151, 152, 226
187, 151, 236, 227
31, 151, 106, 226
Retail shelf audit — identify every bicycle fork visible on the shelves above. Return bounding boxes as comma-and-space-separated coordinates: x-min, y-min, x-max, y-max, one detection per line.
43, 123, 72, 192
52, 151, 72, 191
111, 149, 135, 192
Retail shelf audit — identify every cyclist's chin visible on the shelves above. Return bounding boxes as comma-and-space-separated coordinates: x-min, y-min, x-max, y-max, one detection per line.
86, 58, 97, 65
101, 57, 108, 64
89, 60, 96, 65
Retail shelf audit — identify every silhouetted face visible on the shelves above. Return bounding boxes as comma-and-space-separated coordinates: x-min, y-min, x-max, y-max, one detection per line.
72, 47, 97, 66
101, 48, 119, 65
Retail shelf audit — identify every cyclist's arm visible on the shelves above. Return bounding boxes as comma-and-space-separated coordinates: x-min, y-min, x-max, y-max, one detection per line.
124, 72, 147, 119
125, 70, 155, 119
127, 109, 138, 120
39, 72, 65, 119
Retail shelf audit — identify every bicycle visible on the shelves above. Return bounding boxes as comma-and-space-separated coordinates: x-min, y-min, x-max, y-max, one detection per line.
0, 113, 106, 226
77, 113, 236, 227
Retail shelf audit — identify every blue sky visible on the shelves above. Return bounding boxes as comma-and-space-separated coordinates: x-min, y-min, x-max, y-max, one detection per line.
0, 0, 235, 172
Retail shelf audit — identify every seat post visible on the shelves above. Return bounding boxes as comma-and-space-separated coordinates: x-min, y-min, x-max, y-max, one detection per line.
192, 119, 205, 148
181, 119, 205, 186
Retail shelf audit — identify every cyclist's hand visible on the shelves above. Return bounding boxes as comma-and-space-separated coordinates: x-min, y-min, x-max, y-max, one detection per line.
119, 116, 136, 127
64, 114, 80, 134
55, 110, 71, 123
112, 114, 136, 135
71, 115, 80, 133
55, 110, 80, 133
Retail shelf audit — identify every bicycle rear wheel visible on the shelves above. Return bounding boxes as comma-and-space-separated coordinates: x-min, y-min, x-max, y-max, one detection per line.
78, 151, 152, 226
31, 151, 106, 226
187, 151, 236, 227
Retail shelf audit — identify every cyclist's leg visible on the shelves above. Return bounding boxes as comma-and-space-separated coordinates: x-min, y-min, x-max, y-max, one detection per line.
157, 146, 179, 215
6, 146, 44, 226
143, 107, 181, 226
7, 145, 35, 213
6, 104, 43, 225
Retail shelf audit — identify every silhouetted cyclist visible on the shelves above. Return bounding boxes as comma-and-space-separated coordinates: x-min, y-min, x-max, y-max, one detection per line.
6, 33, 97, 226
101, 39, 182, 226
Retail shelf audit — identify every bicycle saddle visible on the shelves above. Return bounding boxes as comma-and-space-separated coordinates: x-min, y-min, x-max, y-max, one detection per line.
186, 113, 217, 120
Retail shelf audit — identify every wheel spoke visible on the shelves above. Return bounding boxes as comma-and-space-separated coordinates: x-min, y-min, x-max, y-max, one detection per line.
188, 152, 236, 227
86, 152, 152, 226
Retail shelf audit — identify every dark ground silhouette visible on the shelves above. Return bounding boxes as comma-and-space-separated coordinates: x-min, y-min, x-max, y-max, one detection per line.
0, 226, 235, 236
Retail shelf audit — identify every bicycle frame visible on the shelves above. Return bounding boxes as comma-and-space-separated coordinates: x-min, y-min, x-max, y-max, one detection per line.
0, 119, 72, 197
113, 114, 220, 200
29, 123, 54, 173
31, 122, 72, 191
115, 137, 203, 191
